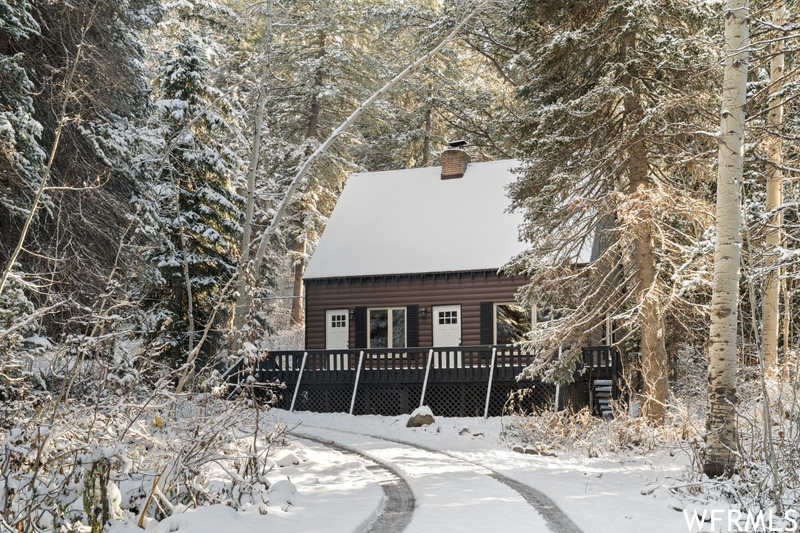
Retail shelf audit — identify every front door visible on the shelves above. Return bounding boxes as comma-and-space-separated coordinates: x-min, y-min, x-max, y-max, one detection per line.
325, 309, 349, 350
432, 305, 461, 368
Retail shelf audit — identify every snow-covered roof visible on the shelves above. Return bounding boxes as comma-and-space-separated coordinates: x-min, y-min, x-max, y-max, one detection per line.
305, 159, 539, 279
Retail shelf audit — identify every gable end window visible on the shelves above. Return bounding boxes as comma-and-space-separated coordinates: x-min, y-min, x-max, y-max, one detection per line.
368, 307, 406, 348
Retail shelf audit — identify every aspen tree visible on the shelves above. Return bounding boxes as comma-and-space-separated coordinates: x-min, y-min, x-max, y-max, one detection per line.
763, 5, 784, 373
705, 0, 749, 478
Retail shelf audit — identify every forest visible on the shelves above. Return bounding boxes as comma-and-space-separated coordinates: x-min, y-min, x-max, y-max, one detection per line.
1, 0, 799, 530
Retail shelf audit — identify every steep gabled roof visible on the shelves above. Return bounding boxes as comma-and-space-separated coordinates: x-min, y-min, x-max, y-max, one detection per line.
304, 159, 532, 280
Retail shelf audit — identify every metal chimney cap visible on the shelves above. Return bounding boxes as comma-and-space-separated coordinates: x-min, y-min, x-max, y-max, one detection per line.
448, 139, 468, 148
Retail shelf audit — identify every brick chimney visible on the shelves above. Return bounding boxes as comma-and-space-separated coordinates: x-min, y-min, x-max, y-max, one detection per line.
441, 140, 471, 180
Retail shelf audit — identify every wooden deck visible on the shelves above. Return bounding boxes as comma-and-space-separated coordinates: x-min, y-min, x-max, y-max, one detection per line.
224, 345, 619, 417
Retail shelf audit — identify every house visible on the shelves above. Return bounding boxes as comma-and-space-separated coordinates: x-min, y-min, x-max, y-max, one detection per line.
225, 143, 618, 417
302, 144, 593, 354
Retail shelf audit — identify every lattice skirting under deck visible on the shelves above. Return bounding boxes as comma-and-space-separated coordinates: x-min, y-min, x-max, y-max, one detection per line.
280, 381, 559, 417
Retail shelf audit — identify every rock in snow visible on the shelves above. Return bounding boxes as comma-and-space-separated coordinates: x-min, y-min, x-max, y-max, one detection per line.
275, 451, 302, 467
406, 406, 435, 427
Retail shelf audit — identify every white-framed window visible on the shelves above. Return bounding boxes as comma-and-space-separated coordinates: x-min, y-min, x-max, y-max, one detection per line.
493, 302, 533, 345
438, 309, 458, 325
603, 312, 613, 345
368, 307, 406, 348
330, 313, 347, 328
534, 303, 555, 326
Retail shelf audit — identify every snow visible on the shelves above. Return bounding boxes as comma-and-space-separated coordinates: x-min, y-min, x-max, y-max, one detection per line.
409, 405, 433, 418
293, 425, 551, 532
304, 160, 537, 279
100, 408, 727, 533
276, 410, 698, 533
109, 434, 384, 533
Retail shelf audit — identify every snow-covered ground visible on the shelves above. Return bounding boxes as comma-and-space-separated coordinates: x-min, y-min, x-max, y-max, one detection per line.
109, 432, 384, 533
276, 409, 698, 533
106, 407, 726, 533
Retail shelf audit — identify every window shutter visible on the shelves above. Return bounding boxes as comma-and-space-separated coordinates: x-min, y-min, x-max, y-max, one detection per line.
407, 305, 419, 347
480, 302, 493, 345
354, 307, 367, 348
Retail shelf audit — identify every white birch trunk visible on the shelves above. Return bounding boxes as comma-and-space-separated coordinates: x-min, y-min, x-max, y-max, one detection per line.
705, 0, 748, 478
763, 5, 784, 372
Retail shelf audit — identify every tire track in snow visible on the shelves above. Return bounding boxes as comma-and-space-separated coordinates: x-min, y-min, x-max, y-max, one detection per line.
293, 432, 415, 533
298, 425, 582, 533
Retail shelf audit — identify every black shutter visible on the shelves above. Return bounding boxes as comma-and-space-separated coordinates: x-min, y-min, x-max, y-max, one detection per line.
354, 307, 367, 348
480, 301, 494, 345
407, 305, 419, 347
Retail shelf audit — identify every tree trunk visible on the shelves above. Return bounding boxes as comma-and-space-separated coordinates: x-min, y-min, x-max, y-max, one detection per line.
306, 31, 323, 142
763, 5, 784, 373
783, 276, 791, 356
624, 91, 667, 424
233, 0, 272, 342
286, 31, 323, 328
705, 0, 748, 478
421, 105, 432, 167
290, 239, 306, 325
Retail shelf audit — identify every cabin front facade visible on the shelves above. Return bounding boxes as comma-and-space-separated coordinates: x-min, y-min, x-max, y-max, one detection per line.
227, 145, 619, 417
304, 271, 534, 352
302, 149, 563, 355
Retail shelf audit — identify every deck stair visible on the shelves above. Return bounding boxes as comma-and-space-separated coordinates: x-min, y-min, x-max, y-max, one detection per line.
591, 379, 613, 418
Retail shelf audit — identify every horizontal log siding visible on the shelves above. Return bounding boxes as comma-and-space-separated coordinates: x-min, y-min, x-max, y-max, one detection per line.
305, 271, 528, 349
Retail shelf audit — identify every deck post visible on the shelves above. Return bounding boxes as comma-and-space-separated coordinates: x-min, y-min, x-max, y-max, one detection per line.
289, 351, 308, 413
483, 347, 497, 419
350, 351, 365, 415
554, 346, 563, 411
419, 348, 434, 408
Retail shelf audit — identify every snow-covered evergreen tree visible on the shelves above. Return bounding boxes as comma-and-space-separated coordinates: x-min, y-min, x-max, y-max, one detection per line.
503, 0, 720, 422
0, 1, 44, 264
147, 23, 244, 366
1, 0, 160, 342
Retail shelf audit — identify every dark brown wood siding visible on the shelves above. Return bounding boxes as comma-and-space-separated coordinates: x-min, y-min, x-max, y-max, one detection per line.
304, 271, 528, 349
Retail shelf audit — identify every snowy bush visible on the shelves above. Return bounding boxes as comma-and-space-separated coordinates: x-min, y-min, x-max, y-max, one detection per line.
506, 359, 800, 526
261, 324, 305, 352
670, 366, 800, 522
0, 386, 293, 531
0, 270, 47, 401
504, 399, 699, 458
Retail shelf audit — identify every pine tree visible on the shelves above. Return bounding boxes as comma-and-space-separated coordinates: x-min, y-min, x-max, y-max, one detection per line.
0, 1, 44, 264
147, 28, 244, 367
1, 0, 159, 338
503, 0, 720, 423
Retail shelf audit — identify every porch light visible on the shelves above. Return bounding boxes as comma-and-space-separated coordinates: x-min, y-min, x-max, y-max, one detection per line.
349, 308, 355, 319
419, 307, 428, 319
